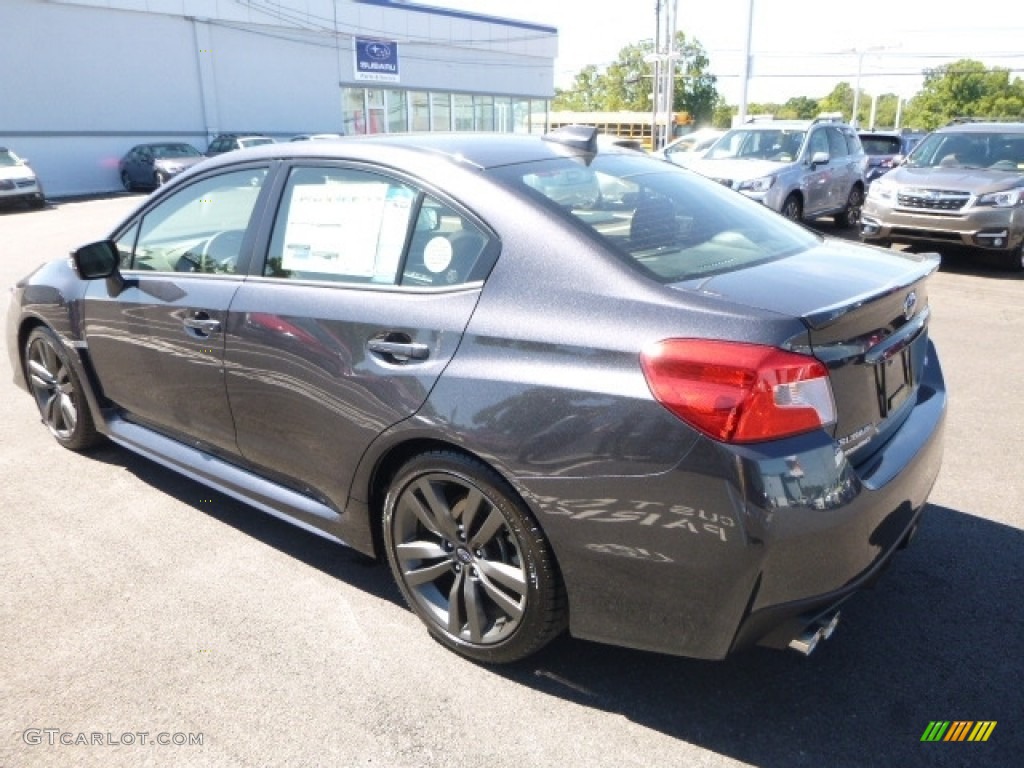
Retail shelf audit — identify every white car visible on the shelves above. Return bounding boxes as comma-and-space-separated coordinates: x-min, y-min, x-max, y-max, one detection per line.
0, 148, 45, 208
658, 129, 725, 167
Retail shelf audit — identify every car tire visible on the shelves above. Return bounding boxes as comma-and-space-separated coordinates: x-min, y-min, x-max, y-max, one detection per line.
781, 193, 803, 222
835, 185, 864, 229
382, 450, 566, 664
28, 195, 46, 209
23, 326, 101, 451
155, 171, 167, 187
121, 171, 133, 192
999, 243, 1024, 272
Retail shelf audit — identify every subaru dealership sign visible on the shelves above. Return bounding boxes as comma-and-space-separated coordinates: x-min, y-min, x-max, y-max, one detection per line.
354, 38, 400, 83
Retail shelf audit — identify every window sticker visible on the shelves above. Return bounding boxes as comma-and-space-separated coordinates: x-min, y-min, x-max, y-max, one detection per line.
423, 236, 453, 273
281, 181, 413, 279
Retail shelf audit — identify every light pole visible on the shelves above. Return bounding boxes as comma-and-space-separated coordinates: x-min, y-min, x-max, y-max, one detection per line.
848, 44, 897, 128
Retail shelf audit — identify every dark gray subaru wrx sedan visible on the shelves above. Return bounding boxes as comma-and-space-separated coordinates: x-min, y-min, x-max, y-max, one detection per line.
6, 127, 946, 664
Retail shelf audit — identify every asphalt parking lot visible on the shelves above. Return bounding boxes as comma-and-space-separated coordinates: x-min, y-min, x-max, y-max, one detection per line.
1, 196, 1022, 768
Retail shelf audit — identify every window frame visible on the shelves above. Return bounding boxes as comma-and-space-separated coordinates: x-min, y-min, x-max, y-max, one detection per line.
109, 162, 274, 277
251, 160, 500, 292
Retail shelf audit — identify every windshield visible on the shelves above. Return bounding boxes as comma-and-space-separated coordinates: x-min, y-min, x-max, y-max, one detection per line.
0, 150, 22, 167
152, 144, 202, 159
906, 131, 1024, 170
488, 154, 820, 283
705, 128, 806, 161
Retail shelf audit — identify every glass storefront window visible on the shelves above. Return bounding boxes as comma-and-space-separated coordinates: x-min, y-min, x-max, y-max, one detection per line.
495, 97, 512, 133
410, 91, 430, 132
366, 89, 386, 134
454, 94, 473, 131
388, 90, 408, 134
431, 92, 451, 131
512, 99, 532, 134
474, 95, 494, 132
342, 88, 366, 135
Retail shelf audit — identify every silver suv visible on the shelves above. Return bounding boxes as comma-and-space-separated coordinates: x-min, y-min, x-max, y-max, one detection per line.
861, 120, 1024, 270
686, 116, 867, 227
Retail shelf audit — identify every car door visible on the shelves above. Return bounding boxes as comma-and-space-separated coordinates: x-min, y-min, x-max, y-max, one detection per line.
81, 165, 271, 456
802, 127, 833, 216
825, 126, 856, 209
123, 148, 144, 186
224, 163, 493, 509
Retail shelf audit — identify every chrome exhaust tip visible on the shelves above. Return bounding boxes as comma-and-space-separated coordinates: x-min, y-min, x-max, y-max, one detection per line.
788, 611, 841, 656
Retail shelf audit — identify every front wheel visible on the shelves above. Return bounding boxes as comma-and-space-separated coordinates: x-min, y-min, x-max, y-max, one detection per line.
998, 243, 1024, 272
780, 194, 803, 222
835, 186, 864, 229
121, 170, 133, 192
383, 451, 566, 664
23, 326, 101, 451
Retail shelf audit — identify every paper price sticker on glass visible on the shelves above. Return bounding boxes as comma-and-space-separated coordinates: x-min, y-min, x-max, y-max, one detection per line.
281, 177, 415, 281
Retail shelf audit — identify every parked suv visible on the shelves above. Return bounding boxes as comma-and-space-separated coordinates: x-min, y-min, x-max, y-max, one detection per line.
206, 134, 274, 156
861, 120, 1024, 270
859, 130, 926, 185
685, 115, 867, 227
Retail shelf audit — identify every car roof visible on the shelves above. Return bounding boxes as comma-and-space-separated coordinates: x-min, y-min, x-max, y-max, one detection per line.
196, 131, 645, 172
936, 122, 1024, 134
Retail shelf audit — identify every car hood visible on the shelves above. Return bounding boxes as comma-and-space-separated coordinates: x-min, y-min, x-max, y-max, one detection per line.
685, 157, 790, 182
0, 165, 36, 182
883, 165, 1024, 194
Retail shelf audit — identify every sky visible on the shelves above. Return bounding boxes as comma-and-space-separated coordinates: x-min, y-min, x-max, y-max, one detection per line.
430, 0, 1024, 106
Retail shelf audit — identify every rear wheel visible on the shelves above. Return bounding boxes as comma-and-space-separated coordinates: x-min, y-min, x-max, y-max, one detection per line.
835, 185, 864, 229
383, 451, 566, 664
23, 326, 101, 451
120, 171, 133, 191
781, 194, 803, 222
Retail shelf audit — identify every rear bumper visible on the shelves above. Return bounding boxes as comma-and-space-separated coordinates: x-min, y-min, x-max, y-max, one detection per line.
518, 340, 946, 660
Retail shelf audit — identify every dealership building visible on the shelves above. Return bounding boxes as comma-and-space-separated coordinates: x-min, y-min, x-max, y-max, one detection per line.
2, 0, 558, 196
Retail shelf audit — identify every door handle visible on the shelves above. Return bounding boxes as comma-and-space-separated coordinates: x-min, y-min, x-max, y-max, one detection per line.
367, 338, 430, 363
183, 316, 221, 335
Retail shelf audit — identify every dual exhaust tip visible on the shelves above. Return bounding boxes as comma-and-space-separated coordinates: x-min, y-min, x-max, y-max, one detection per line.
788, 610, 841, 656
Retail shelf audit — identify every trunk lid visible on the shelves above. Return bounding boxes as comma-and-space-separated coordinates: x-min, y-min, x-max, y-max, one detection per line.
671, 240, 940, 457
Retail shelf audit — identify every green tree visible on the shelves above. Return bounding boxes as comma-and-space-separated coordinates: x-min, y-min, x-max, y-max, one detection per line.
903, 59, 1024, 130
779, 96, 820, 120
552, 32, 720, 124
553, 65, 603, 111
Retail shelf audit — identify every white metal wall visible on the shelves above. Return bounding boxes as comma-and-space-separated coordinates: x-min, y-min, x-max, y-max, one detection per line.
0, 0, 557, 196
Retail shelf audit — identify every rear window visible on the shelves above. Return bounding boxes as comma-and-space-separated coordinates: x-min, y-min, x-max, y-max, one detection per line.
489, 154, 819, 283
860, 136, 902, 155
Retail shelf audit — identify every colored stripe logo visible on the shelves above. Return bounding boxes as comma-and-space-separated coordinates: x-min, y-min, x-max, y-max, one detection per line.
921, 721, 997, 742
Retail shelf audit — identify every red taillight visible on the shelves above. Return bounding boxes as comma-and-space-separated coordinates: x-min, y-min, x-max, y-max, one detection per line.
640, 339, 836, 443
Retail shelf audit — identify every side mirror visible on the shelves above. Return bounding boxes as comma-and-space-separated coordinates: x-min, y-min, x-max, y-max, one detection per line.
73, 240, 119, 279
810, 151, 829, 168
72, 240, 125, 294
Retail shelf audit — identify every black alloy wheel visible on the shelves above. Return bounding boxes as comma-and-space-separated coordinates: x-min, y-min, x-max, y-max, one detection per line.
835, 186, 864, 229
24, 326, 100, 451
781, 194, 803, 222
383, 451, 566, 663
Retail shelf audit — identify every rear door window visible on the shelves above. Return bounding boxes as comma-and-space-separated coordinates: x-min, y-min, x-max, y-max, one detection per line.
265, 166, 491, 288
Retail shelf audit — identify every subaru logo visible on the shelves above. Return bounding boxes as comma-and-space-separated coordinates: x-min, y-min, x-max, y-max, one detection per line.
366, 42, 391, 60
903, 291, 917, 320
